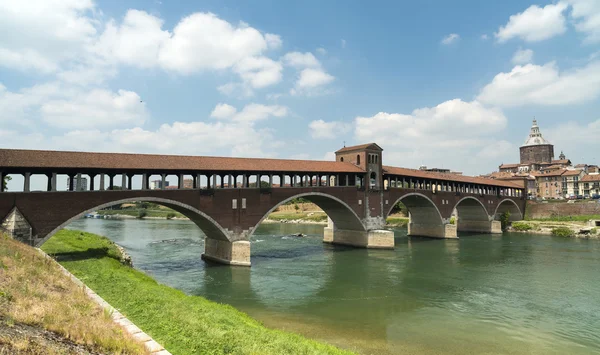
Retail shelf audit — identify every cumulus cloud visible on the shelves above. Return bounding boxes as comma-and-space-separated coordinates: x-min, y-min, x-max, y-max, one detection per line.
567, 0, 600, 44
210, 103, 287, 122
511, 48, 534, 64
441, 33, 460, 45
282, 52, 321, 68
353, 99, 508, 173
495, 2, 568, 42
265, 33, 282, 49
477, 61, 600, 107
308, 120, 352, 139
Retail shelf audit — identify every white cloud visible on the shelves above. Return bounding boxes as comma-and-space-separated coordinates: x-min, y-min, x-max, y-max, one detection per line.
316, 47, 327, 55
296, 68, 334, 88
40, 89, 147, 129
567, 0, 600, 44
441, 33, 460, 45
478, 61, 600, 107
210, 103, 237, 119
233, 56, 283, 88
0, 0, 98, 73
495, 2, 568, 42
210, 103, 287, 123
544, 119, 600, 163
353, 99, 508, 172
308, 120, 352, 139
511, 48, 534, 64
476, 140, 514, 159
265, 33, 282, 49
282, 52, 321, 68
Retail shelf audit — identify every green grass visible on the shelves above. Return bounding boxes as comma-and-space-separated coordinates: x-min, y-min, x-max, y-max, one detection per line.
41, 230, 353, 355
551, 227, 575, 237
385, 217, 409, 227
511, 221, 535, 231
98, 209, 185, 219
268, 212, 328, 223
526, 215, 600, 222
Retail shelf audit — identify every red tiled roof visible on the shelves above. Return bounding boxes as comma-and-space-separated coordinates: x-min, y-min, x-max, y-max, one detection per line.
499, 163, 519, 169
383, 165, 523, 188
335, 143, 382, 153
534, 169, 566, 177
551, 159, 570, 165
581, 174, 600, 182
0, 149, 365, 173
541, 164, 563, 170
562, 170, 583, 176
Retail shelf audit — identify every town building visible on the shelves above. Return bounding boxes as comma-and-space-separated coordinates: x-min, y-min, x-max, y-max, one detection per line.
183, 179, 194, 189
66, 176, 88, 191
150, 179, 169, 190
579, 175, 600, 197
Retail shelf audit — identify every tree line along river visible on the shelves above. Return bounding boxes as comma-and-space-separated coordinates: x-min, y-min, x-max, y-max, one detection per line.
68, 218, 600, 355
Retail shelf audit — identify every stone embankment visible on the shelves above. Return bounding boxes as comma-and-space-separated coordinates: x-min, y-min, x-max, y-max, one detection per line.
527, 201, 600, 219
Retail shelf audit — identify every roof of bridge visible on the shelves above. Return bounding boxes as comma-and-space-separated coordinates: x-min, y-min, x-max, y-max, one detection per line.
0, 149, 365, 173
383, 166, 524, 188
335, 143, 383, 153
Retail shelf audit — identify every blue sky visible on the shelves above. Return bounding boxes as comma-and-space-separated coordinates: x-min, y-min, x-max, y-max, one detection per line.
1, 0, 599, 180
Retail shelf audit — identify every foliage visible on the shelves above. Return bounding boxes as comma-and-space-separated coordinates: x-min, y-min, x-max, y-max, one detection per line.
166, 212, 176, 220
0, 233, 147, 354
137, 209, 147, 219
511, 221, 534, 231
41, 231, 352, 355
551, 227, 575, 238
390, 201, 408, 216
500, 211, 511, 230
527, 215, 600, 222
386, 217, 409, 227
294, 204, 300, 213
2, 175, 11, 190
591, 227, 598, 235
449, 217, 456, 225
268, 212, 327, 223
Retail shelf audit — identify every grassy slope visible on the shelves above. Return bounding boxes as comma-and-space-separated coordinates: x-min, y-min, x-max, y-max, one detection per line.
41, 230, 354, 355
98, 209, 185, 218
0, 233, 147, 354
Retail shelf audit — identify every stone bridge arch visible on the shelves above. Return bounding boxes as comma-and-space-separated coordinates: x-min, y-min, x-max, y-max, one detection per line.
494, 199, 523, 221
35, 197, 232, 247
452, 196, 498, 234
386, 193, 453, 239
251, 192, 366, 236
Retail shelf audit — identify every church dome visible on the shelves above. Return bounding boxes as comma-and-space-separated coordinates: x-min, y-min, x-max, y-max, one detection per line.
522, 119, 551, 146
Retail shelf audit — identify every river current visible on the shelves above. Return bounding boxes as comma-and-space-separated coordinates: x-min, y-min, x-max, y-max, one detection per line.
68, 218, 600, 354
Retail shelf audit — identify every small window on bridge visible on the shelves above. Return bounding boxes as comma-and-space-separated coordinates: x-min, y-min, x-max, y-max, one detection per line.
340, 157, 344, 162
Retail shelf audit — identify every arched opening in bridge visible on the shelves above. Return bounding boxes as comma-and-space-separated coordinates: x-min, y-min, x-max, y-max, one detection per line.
251, 192, 366, 241
453, 197, 491, 234
386, 193, 446, 239
370, 172, 377, 188
494, 199, 523, 222
33, 197, 232, 249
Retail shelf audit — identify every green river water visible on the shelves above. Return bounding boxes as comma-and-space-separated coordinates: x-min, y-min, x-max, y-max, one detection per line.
68, 218, 600, 354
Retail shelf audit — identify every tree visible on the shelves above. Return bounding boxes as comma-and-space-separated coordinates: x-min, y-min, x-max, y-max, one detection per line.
500, 211, 511, 231
2, 175, 11, 191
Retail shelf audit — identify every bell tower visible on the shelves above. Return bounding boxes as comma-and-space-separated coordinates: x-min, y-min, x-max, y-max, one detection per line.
334, 143, 383, 189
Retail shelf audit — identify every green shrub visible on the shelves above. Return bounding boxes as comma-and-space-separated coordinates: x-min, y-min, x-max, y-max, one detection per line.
166, 212, 176, 220
137, 209, 147, 219
449, 217, 456, 225
591, 227, 598, 235
551, 227, 574, 237
511, 221, 534, 231
500, 211, 511, 230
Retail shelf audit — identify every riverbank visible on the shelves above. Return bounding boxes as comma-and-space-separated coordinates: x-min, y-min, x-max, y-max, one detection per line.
509, 220, 599, 238
40, 230, 354, 355
0, 233, 147, 354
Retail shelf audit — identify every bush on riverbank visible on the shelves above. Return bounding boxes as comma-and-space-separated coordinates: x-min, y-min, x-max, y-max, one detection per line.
41, 230, 354, 355
526, 215, 600, 222
0, 233, 147, 354
511, 222, 535, 231
551, 227, 575, 237
387, 217, 409, 227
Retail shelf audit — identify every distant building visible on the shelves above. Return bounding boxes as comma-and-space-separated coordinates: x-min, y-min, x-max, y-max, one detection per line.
418, 166, 462, 175
183, 179, 194, 189
520, 119, 554, 165
67, 176, 88, 191
580, 175, 600, 197
150, 179, 169, 190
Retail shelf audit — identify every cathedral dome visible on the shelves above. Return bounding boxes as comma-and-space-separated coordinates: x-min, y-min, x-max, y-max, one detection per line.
522, 119, 551, 146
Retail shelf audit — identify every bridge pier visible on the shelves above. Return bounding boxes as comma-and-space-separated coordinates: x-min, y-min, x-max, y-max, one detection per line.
201, 239, 251, 267
323, 227, 394, 249
457, 220, 502, 234
407, 222, 458, 239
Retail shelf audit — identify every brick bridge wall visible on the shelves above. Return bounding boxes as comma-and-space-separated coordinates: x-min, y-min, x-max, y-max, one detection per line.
0, 187, 525, 247
526, 201, 600, 219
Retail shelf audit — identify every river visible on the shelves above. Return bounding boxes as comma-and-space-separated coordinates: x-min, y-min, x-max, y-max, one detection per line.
67, 218, 600, 355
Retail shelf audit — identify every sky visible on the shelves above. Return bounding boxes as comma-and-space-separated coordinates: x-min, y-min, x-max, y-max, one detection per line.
1, 0, 600, 182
